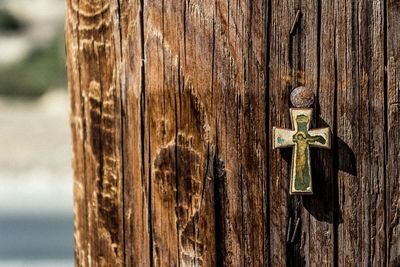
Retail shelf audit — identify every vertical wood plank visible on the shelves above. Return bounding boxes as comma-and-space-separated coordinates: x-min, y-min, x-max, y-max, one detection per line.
66, 0, 125, 265
66, 0, 89, 264
316, 1, 342, 267
334, 0, 360, 264
144, 0, 179, 264
305, 0, 336, 265
212, 0, 268, 265
335, 0, 387, 266
181, 1, 217, 264
269, 0, 335, 265
386, 0, 400, 265
268, 0, 293, 264
142, 0, 218, 265
119, 0, 151, 265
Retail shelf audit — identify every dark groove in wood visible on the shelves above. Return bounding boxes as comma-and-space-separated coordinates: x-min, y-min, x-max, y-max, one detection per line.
333, 36, 339, 267
383, 0, 389, 263
264, 0, 272, 265
139, 0, 152, 265
115, 0, 126, 264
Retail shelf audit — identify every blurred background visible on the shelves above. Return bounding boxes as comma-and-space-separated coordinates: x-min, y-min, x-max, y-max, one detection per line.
0, 0, 73, 266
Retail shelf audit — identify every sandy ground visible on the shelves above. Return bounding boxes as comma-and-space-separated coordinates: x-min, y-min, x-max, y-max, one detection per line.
0, 91, 73, 264
0, 90, 73, 216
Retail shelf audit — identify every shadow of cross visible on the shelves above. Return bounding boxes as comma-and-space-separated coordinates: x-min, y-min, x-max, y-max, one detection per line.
273, 108, 331, 195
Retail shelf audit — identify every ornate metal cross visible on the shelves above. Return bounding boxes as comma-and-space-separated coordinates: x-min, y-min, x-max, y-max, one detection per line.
273, 88, 331, 194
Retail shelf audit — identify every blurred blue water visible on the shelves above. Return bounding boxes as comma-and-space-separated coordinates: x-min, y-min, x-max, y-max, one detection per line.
0, 216, 73, 263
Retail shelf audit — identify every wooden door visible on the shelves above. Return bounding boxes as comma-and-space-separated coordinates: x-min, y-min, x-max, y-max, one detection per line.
66, 0, 400, 266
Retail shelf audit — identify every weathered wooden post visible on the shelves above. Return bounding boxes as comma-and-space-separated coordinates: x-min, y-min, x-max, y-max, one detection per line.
66, 0, 267, 265
66, 0, 400, 266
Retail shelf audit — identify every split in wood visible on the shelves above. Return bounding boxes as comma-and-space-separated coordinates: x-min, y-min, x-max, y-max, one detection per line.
286, 217, 293, 242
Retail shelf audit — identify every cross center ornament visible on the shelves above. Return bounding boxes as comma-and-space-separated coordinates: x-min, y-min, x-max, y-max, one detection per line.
273, 87, 331, 194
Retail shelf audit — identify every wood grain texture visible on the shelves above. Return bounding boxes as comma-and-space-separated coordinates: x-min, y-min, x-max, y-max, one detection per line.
66, 0, 125, 265
66, 0, 399, 266
67, 0, 267, 265
334, 1, 386, 266
268, 0, 334, 265
387, 0, 400, 266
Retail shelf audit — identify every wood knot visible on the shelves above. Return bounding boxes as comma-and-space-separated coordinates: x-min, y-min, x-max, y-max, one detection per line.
290, 86, 314, 108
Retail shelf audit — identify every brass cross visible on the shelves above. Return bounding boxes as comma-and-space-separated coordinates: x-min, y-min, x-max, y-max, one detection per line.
273, 108, 331, 194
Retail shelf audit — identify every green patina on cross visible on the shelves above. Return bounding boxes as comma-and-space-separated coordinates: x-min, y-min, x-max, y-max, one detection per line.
273, 108, 331, 194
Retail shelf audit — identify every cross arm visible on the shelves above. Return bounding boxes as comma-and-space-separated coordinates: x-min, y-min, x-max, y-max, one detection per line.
273, 127, 296, 149
308, 127, 331, 149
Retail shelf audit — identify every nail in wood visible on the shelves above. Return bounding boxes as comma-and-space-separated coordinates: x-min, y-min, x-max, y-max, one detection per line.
290, 10, 302, 35
291, 218, 300, 243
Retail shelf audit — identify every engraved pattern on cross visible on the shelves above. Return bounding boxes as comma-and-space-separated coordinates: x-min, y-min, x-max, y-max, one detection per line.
273, 108, 331, 194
